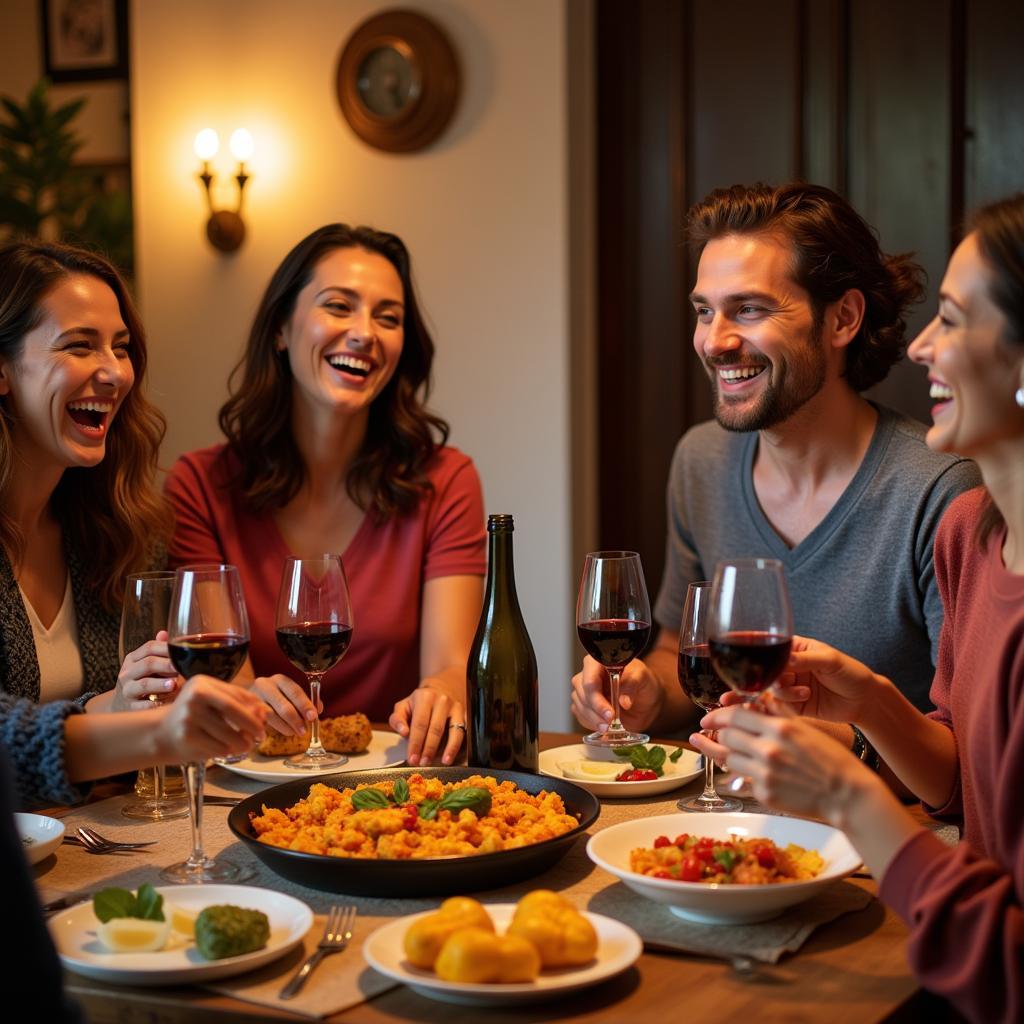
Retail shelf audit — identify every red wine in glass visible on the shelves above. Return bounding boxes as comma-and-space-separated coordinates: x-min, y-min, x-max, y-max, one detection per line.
577, 551, 652, 747
676, 581, 742, 812
168, 633, 250, 681
577, 618, 651, 669
678, 644, 732, 711
708, 631, 792, 694
276, 622, 353, 675
162, 563, 250, 885
275, 555, 353, 770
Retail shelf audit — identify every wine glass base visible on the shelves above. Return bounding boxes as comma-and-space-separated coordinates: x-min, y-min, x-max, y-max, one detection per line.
582, 729, 650, 748
160, 856, 250, 885
212, 754, 246, 765
284, 751, 348, 770
676, 793, 743, 812
121, 797, 189, 821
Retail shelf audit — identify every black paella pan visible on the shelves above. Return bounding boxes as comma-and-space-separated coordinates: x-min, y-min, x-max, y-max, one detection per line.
228, 766, 601, 897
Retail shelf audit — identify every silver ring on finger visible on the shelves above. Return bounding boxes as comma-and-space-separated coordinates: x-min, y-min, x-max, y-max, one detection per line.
449, 721, 467, 733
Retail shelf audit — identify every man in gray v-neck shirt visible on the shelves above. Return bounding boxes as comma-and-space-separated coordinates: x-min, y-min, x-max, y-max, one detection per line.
571, 182, 980, 738
654, 407, 977, 713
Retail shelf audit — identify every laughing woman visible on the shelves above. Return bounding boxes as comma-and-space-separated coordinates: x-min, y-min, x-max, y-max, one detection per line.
0, 241, 174, 710
694, 194, 1024, 1023
166, 225, 485, 766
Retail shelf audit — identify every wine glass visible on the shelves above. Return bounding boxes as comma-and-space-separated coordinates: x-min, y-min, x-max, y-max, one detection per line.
120, 571, 188, 821
161, 563, 250, 884
577, 551, 652, 747
676, 581, 741, 812
707, 558, 794, 699
275, 554, 353, 770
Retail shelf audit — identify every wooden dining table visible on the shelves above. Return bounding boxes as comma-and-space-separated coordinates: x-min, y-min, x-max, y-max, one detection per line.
39, 731, 936, 1023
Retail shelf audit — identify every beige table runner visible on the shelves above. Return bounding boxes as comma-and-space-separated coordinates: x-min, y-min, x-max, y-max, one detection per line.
36, 768, 885, 1018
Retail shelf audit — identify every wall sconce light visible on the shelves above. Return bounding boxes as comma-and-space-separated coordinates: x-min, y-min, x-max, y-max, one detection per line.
194, 128, 253, 252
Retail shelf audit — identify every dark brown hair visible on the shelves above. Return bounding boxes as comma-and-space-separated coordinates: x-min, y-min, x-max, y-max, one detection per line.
687, 182, 926, 390
967, 193, 1024, 548
218, 224, 449, 519
0, 240, 169, 612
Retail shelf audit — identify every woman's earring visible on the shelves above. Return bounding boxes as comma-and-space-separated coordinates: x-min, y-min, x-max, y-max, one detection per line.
1016, 386, 1024, 409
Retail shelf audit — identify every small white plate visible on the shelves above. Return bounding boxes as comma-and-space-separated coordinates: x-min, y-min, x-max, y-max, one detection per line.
363, 904, 641, 1005
49, 884, 313, 985
539, 743, 702, 798
16, 812, 65, 865
217, 729, 407, 783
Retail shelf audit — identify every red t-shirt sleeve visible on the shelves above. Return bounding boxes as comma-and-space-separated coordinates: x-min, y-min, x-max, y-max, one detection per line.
165, 449, 230, 567
422, 454, 487, 581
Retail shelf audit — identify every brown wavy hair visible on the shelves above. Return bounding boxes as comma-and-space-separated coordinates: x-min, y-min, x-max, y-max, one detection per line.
687, 182, 926, 390
218, 224, 449, 519
967, 193, 1024, 548
0, 240, 170, 612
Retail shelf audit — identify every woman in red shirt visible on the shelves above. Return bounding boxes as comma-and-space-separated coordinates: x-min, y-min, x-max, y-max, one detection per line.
167, 225, 485, 766
695, 194, 1024, 1022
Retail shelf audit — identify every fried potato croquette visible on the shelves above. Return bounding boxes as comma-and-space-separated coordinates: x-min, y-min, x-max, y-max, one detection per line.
256, 713, 373, 756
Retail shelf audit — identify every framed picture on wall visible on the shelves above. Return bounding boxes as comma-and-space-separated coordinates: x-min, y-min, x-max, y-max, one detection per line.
40, 0, 129, 82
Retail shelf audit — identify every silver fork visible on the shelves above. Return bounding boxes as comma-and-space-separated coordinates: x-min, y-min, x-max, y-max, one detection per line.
66, 827, 158, 853
279, 905, 356, 999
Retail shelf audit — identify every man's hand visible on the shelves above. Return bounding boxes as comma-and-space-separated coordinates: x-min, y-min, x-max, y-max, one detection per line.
570, 655, 664, 734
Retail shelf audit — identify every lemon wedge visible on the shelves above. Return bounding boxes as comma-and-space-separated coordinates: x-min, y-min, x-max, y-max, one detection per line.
558, 759, 623, 782
97, 917, 172, 953
168, 905, 198, 937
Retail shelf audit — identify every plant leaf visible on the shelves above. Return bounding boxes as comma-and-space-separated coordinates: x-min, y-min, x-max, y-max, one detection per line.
134, 884, 165, 922
392, 778, 410, 804
93, 887, 137, 923
351, 787, 390, 810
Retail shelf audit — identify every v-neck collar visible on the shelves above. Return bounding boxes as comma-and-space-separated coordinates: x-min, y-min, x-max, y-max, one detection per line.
739, 404, 896, 569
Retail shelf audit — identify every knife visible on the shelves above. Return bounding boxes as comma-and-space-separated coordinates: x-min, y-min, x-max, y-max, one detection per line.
40, 893, 91, 915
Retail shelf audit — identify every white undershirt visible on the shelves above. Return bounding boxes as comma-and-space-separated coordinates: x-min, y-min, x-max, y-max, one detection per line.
20, 574, 85, 702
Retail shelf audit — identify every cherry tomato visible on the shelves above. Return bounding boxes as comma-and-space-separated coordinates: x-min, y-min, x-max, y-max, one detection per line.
755, 845, 776, 869
402, 803, 419, 830
680, 853, 702, 882
673, 834, 689, 847
652, 869, 672, 879
617, 769, 659, 782
653, 835, 671, 849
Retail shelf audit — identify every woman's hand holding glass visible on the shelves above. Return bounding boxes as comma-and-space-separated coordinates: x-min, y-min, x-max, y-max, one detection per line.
570, 654, 664, 737
111, 629, 180, 711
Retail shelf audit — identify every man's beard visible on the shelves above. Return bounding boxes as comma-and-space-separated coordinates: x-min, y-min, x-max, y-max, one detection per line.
709, 321, 827, 432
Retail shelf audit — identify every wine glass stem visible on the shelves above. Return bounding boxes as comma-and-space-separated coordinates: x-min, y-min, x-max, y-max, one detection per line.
700, 747, 717, 800
307, 675, 325, 752
182, 760, 206, 869
154, 764, 165, 801
607, 669, 624, 732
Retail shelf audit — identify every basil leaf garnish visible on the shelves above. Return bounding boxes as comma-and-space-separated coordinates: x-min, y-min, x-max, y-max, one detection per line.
135, 883, 165, 922
392, 778, 410, 804
351, 787, 391, 810
93, 887, 137, 923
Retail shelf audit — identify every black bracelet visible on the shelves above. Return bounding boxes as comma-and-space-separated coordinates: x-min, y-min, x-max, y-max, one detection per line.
850, 725, 881, 772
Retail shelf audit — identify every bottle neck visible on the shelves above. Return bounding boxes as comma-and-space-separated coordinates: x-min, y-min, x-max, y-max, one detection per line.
485, 528, 519, 607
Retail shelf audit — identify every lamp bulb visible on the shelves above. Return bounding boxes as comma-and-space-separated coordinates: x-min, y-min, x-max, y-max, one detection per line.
229, 128, 255, 162
194, 128, 219, 161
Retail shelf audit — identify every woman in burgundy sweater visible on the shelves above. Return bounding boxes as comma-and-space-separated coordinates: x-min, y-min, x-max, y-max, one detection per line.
695, 193, 1024, 1023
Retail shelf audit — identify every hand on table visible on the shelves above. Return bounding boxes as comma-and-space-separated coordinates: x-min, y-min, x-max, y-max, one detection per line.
570, 655, 663, 735
155, 676, 267, 763
112, 630, 180, 710
390, 685, 465, 766
249, 673, 322, 736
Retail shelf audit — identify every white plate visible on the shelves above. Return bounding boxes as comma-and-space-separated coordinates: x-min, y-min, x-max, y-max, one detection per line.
49, 884, 313, 985
363, 903, 641, 1006
16, 812, 65, 865
218, 729, 407, 783
587, 811, 862, 925
539, 743, 702, 798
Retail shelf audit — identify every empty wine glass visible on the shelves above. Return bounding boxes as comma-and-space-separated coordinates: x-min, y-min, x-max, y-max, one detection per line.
676, 581, 741, 812
275, 554, 353, 770
120, 571, 188, 821
577, 551, 652, 747
161, 564, 250, 884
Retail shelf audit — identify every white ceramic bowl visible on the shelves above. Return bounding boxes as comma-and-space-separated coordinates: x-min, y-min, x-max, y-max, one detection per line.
16, 813, 65, 865
586, 811, 861, 924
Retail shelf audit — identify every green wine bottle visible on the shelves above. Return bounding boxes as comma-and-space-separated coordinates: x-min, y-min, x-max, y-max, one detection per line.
467, 514, 539, 772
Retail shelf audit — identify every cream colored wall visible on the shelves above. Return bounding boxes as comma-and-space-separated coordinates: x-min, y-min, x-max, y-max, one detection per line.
131, 0, 576, 729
